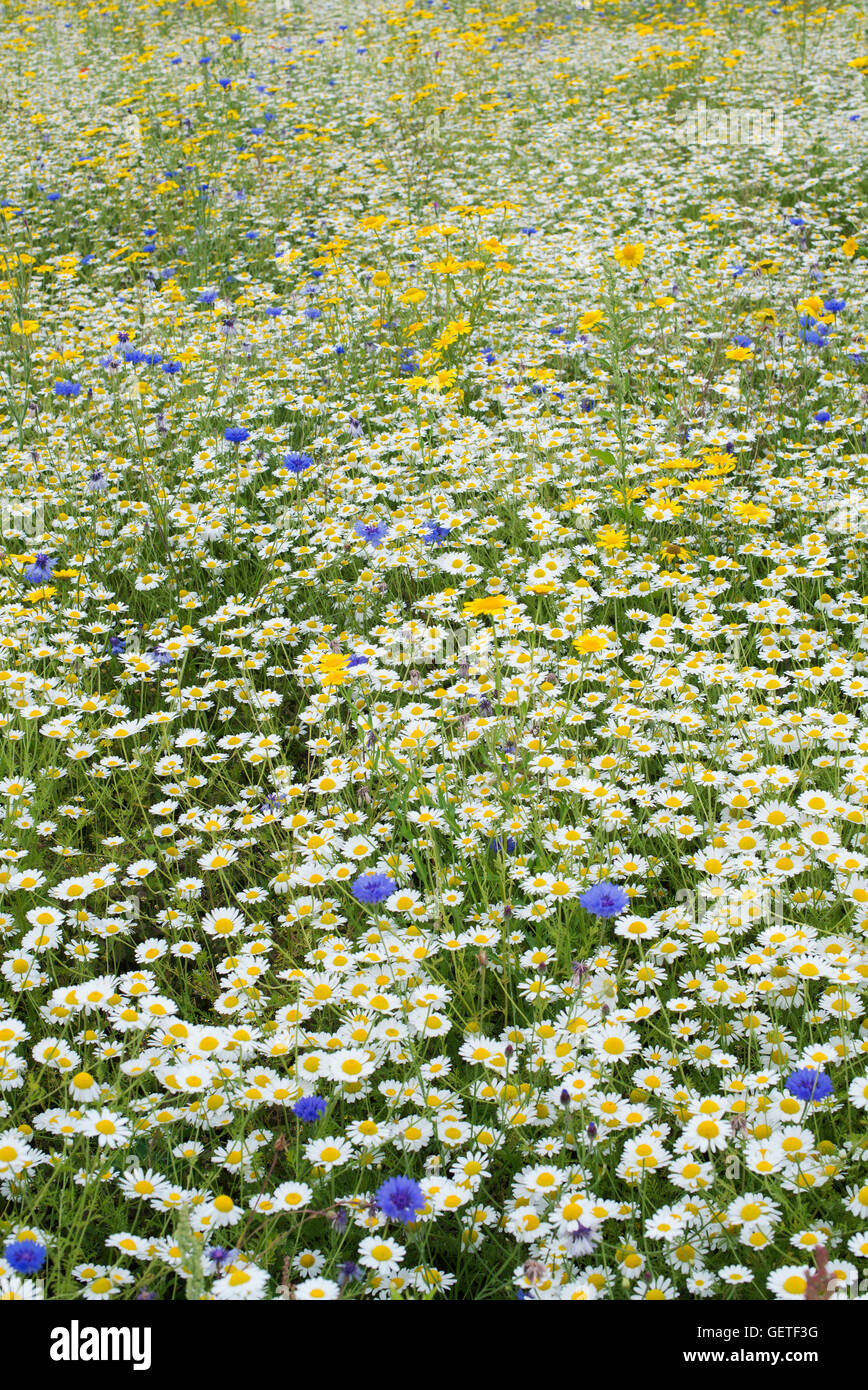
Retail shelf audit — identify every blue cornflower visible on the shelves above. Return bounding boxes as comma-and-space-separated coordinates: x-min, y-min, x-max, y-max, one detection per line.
824, 298, 845, 314
813, 409, 831, 423
198, 289, 218, 303
5, 1239, 47, 1275
87, 468, 108, 493
788, 216, 805, 227
54, 381, 80, 397
354, 520, 389, 548
205, 1246, 237, 1270
109, 636, 126, 655
375, 1176, 425, 1223
46, 192, 60, 202
732, 334, 752, 347
224, 426, 250, 443
218, 77, 232, 89
304, 307, 322, 320
265, 306, 282, 317
490, 835, 517, 855
162, 361, 182, 374
283, 451, 314, 474
23, 554, 55, 586
566, 1222, 600, 1256
347, 655, 369, 668
785, 1068, 833, 1102
579, 882, 629, 918
422, 523, 451, 545
293, 1096, 327, 1123
351, 872, 396, 905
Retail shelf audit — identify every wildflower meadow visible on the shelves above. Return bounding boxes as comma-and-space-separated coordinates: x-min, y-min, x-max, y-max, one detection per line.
2, 0, 868, 1313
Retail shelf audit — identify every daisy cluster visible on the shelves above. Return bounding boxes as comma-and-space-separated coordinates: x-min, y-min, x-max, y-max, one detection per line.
0, 0, 868, 1301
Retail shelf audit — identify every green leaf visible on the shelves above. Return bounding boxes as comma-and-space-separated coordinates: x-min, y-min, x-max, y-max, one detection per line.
591, 448, 617, 469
